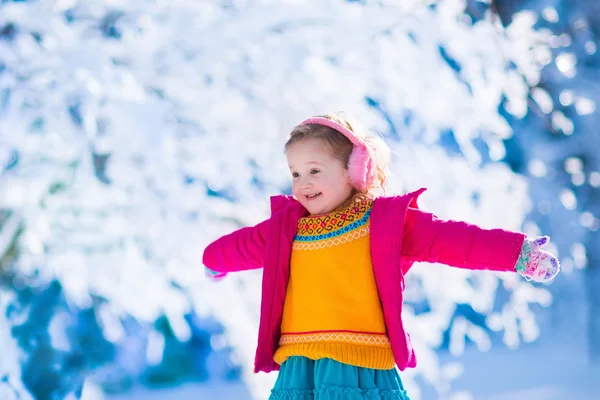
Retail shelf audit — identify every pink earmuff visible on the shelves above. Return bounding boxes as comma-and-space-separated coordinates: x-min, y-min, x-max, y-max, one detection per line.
298, 117, 375, 192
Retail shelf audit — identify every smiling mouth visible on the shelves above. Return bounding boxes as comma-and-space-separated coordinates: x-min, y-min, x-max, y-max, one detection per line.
306, 193, 322, 199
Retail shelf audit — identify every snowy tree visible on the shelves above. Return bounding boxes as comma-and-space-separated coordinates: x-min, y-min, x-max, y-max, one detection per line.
489, 0, 600, 365
0, 290, 35, 400
0, 0, 563, 399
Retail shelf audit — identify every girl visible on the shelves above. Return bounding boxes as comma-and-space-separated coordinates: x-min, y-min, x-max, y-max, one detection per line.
202, 113, 560, 400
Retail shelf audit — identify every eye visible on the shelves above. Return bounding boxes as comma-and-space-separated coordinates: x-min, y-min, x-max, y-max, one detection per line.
310, 169, 320, 175
291, 172, 300, 178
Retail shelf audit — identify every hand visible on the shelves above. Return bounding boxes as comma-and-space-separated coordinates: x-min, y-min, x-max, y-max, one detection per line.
205, 268, 226, 281
516, 236, 560, 283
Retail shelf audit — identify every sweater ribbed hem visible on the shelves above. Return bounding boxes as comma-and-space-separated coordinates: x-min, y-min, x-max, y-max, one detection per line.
273, 342, 396, 370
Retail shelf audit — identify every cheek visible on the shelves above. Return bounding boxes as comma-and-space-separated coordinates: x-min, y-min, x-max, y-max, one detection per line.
291, 181, 301, 194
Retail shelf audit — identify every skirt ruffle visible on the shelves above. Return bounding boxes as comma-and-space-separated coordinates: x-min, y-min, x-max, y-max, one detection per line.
269, 357, 410, 400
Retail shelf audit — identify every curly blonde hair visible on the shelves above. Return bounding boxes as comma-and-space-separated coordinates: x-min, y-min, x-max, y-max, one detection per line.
284, 113, 390, 200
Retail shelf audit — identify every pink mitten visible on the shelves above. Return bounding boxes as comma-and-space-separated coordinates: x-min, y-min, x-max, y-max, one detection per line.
515, 236, 560, 283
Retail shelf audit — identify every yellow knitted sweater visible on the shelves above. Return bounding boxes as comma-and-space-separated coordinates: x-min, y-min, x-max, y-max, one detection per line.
273, 199, 395, 370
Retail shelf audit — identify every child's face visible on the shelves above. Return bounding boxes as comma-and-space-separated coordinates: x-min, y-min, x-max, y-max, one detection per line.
286, 138, 354, 215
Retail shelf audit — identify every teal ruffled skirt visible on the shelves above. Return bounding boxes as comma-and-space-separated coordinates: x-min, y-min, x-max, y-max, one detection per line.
269, 357, 411, 400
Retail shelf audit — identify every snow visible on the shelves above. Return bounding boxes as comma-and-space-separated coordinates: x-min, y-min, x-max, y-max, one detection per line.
1, 0, 598, 399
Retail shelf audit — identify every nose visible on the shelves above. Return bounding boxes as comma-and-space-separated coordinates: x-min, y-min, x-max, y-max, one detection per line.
299, 176, 313, 190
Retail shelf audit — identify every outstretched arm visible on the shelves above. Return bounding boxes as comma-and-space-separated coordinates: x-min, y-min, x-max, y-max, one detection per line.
401, 208, 525, 272
202, 218, 269, 279
401, 208, 559, 282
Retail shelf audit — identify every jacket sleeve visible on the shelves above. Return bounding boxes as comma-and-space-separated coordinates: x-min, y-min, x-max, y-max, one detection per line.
202, 218, 269, 277
401, 208, 526, 272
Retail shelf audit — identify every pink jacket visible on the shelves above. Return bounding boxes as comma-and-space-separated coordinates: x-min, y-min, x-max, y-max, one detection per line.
202, 188, 526, 373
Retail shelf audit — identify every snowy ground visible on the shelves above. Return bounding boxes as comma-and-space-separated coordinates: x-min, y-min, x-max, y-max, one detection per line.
439, 331, 600, 400
90, 380, 252, 400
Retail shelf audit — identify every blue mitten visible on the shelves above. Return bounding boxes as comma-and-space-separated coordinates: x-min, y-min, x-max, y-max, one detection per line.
515, 236, 560, 283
